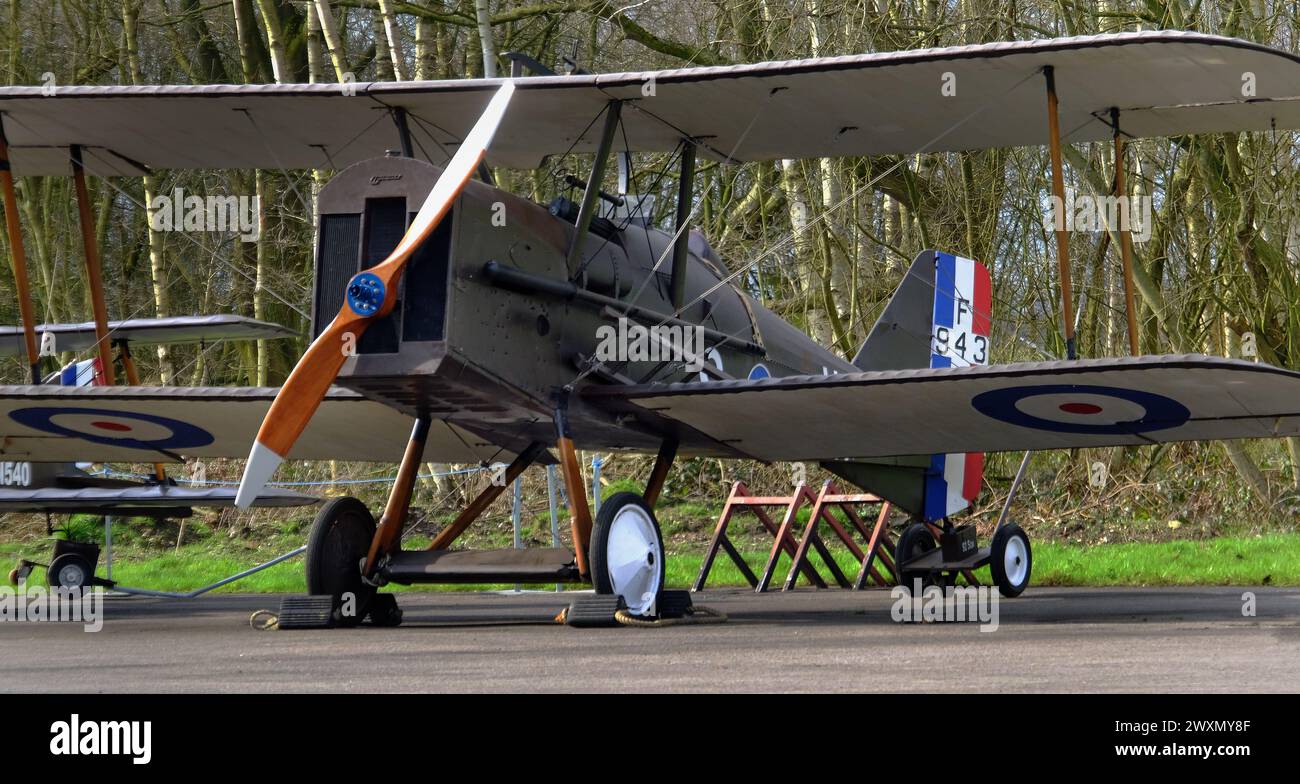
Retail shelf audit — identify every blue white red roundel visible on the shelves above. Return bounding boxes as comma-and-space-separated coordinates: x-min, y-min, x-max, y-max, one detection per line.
971, 385, 1191, 434
8, 407, 215, 451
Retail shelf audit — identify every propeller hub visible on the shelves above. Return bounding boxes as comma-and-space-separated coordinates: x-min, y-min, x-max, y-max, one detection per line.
346, 272, 386, 317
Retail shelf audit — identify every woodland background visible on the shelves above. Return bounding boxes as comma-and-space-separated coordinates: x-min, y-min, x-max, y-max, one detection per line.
2, 0, 1300, 550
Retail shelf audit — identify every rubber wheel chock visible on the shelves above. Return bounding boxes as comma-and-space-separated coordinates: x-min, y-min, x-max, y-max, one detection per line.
275, 594, 337, 630
565, 594, 626, 627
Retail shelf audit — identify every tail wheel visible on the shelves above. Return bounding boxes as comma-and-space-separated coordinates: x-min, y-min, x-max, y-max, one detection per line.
47, 553, 93, 589
590, 492, 665, 617
990, 522, 1032, 597
895, 522, 938, 591
305, 496, 377, 627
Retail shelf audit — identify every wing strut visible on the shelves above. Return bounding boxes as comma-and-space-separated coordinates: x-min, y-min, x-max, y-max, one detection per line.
669, 141, 697, 310
0, 115, 40, 383
1044, 65, 1077, 361
565, 100, 622, 277
1110, 107, 1142, 357
71, 144, 116, 385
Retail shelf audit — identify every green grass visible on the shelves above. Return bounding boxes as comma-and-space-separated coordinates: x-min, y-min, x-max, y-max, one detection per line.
677, 534, 1300, 589
7, 534, 1298, 593
1030, 536, 1300, 586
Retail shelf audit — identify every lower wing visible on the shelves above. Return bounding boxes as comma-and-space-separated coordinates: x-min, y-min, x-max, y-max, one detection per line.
0, 485, 317, 513
0, 385, 508, 464
584, 354, 1300, 460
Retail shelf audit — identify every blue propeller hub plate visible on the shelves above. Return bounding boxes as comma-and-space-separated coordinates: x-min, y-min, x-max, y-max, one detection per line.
346, 272, 386, 317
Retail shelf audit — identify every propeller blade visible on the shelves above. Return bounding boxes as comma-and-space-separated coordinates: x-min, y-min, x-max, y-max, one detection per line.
236, 81, 516, 508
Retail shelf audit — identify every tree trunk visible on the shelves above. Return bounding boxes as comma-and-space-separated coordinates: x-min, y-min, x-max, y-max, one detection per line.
306, 1, 324, 83
314, 0, 350, 81
474, 0, 496, 77
377, 0, 408, 80
414, 16, 434, 80
125, 0, 173, 382
372, 8, 393, 80
253, 0, 290, 82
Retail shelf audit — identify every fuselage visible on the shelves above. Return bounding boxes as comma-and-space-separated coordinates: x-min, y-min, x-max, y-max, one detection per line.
314, 155, 851, 457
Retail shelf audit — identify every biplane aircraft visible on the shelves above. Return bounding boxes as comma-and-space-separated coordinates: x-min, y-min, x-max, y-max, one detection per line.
4, 31, 1300, 621
0, 316, 323, 588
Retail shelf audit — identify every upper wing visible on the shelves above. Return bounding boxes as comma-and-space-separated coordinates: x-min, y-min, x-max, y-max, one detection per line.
0, 385, 508, 464
584, 355, 1300, 460
0, 315, 296, 358
3, 32, 1300, 172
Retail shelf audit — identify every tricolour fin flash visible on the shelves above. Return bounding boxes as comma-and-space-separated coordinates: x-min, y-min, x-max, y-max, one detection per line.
922, 251, 991, 521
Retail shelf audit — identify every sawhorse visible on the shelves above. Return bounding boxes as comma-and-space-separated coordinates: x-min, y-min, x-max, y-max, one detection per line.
693, 482, 843, 592
782, 481, 899, 591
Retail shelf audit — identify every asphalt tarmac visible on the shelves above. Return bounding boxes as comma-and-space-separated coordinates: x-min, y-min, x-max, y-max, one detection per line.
2, 587, 1297, 692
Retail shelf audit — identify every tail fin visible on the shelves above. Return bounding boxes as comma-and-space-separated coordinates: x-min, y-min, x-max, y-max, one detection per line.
852, 250, 939, 372
853, 249, 992, 372
846, 250, 992, 520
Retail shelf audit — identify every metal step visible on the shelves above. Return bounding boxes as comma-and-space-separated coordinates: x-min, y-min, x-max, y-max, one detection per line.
901, 546, 991, 573
380, 547, 582, 584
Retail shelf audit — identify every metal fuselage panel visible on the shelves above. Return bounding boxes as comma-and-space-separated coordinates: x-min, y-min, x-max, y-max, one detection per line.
311, 156, 851, 455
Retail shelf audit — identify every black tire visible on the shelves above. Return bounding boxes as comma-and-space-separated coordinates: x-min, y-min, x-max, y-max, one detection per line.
47, 553, 92, 589
990, 522, 1032, 598
590, 492, 666, 617
305, 496, 376, 627
895, 522, 938, 592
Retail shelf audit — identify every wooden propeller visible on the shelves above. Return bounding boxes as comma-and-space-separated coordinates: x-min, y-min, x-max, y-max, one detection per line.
235, 81, 516, 508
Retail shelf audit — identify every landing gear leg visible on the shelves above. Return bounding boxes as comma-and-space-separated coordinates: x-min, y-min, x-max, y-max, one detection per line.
643, 438, 678, 509
364, 416, 430, 575
553, 390, 594, 577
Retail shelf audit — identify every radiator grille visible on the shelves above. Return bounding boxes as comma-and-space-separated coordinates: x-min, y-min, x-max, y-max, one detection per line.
313, 213, 360, 339
402, 209, 452, 342
357, 197, 405, 354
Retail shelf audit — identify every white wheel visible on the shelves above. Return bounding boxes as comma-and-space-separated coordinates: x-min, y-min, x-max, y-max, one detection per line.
990, 522, 1032, 597
591, 492, 665, 616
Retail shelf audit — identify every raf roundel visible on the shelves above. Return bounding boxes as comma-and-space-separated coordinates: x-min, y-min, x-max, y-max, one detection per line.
8, 407, 216, 451
971, 385, 1191, 435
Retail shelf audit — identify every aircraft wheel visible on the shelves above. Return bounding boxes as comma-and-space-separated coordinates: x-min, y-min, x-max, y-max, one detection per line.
990, 522, 1032, 598
590, 492, 665, 617
895, 522, 938, 591
305, 496, 377, 627
47, 553, 93, 590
